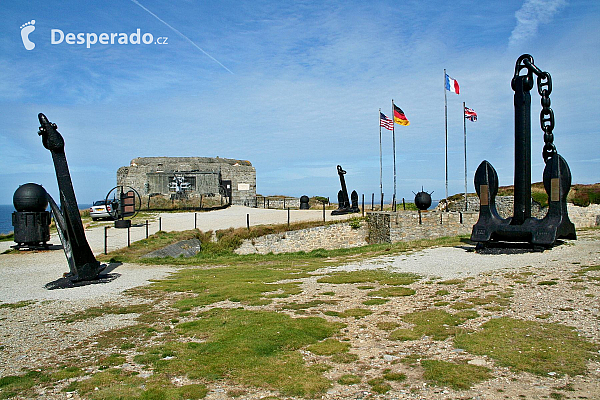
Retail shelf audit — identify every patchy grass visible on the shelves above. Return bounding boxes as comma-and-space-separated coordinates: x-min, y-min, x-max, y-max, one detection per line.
64, 368, 209, 400
307, 339, 350, 355
368, 287, 416, 297
56, 303, 152, 323
134, 308, 344, 397
0, 300, 35, 309
382, 369, 406, 382
421, 360, 492, 390
454, 317, 599, 376
389, 309, 477, 341
367, 378, 392, 394
362, 298, 389, 306
336, 308, 372, 319
317, 270, 419, 285
330, 353, 359, 363
281, 299, 338, 311
337, 374, 361, 385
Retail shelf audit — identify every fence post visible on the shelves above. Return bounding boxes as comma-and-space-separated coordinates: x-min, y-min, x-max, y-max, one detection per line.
127, 226, 131, 247
159, 217, 162, 232
322, 202, 325, 222
362, 194, 364, 217
284, 198, 286, 209
380, 193, 384, 211
104, 226, 108, 255
145, 220, 149, 238
194, 212, 197, 230
287, 207, 290, 228
403, 198, 406, 210
247, 213, 250, 230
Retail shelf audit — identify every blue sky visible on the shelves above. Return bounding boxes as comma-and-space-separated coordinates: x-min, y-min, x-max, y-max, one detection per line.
1, 0, 599, 205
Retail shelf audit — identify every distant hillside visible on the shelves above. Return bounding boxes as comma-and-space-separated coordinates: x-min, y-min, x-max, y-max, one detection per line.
495, 183, 600, 207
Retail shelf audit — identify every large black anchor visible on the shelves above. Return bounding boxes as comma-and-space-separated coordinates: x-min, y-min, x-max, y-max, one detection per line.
470, 55, 576, 248
38, 113, 105, 281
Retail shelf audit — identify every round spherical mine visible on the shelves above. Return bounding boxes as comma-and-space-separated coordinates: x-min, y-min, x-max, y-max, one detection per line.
414, 191, 432, 210
13, 183, 48, 212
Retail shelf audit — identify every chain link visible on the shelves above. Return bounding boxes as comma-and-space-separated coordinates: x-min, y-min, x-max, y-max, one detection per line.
513, 55, 557, 163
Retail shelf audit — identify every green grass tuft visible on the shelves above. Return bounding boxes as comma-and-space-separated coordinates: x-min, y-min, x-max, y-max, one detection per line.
421, 359, 491, 390
306, 338, 350, 355
389, 309, 472, 341
368, 287, 416, 297
454, 317, 599, 376
337, 374, 361, 385
317, 270, 419, 285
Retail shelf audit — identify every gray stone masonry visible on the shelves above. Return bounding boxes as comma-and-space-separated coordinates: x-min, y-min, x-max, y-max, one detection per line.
369, 204, 600, 244
256, 196, 301, 209
235, 221, 367, 255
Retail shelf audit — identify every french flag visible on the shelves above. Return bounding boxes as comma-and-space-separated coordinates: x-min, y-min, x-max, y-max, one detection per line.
445, 74, 460, 94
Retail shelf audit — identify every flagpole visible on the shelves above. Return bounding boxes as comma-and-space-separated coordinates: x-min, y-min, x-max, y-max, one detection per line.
444, 69, 448, 211
392, 99, 397, 211
463, 101, 467, 211
379, 108, 383, 207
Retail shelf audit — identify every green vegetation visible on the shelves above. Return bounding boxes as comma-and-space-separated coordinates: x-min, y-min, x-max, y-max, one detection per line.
317, 270, 419, 285
389, 309, 477, 341
57, 303, 151, 323
337, 374, 361, 385
420, 360, 491, 390
0, 300, 35, 309
134, 308, 344, 397
367, 378, 392, 394
362, 298, 389, 305
307, 339, 350, 355
337, 308, 373, 319
0, 232, 14, 242
454, 317, 599, 376
368, 287, 415, 297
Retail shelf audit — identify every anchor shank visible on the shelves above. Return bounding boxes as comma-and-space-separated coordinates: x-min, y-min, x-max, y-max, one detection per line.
513, 75, 531, 225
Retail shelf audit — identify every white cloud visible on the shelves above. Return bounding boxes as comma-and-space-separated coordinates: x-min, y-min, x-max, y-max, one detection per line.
509, 0, 567, 47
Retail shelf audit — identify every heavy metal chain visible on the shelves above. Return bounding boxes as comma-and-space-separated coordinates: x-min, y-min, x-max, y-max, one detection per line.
513, 54, 557, 163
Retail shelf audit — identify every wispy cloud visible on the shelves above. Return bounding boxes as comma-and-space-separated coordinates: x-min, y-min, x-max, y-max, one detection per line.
509, 0, 567, 47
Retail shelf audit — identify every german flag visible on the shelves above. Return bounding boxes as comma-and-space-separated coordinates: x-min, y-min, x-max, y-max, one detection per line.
393, 104, 410, 126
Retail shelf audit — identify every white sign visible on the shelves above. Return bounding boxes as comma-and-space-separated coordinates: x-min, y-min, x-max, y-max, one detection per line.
238, 183, 250, 191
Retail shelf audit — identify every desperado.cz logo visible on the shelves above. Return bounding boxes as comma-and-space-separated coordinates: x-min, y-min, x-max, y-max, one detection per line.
20, 20, 168, 50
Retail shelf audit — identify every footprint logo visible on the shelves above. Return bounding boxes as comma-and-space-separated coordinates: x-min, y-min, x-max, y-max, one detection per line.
20, 20, 36, 50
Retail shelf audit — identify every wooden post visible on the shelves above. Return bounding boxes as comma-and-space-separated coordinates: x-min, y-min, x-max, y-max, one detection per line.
322, 202, 325, 222
159, 217, 162, 232
287, 208, 290, 227
371, 193, 374, 210
380, 193, 384, 211
403, 198, 406, 210
247, 214, 250, 230
104, 226, 108, 254
127, 226, 131, 247
194, 212, 197, 229
145, 220, 148, 238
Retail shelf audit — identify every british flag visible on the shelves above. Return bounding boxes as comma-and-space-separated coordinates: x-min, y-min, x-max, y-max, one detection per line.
464, 107, 477, 122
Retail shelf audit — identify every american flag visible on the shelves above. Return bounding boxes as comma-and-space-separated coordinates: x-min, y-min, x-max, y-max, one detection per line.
380, 112, 393, 130
464, 107, 477, 122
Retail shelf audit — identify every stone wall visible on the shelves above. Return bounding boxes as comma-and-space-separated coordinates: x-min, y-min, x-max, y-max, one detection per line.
255, 196, 301, 209
235, 222, 368, 255
117, 156, 256, 206
367, 211, 478, 244
369, 204, 600, 244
